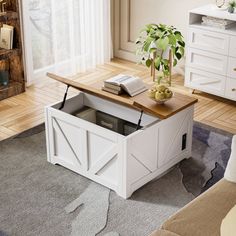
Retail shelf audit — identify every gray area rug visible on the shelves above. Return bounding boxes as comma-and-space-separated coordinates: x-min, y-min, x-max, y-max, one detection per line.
0, 122, 232, 236
97, 168, 193, 236
180, 122, 233, 196
0, 130, 90, 236
65, 182, 110, 236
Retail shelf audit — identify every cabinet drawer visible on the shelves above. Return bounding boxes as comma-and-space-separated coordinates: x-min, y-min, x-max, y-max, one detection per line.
228, 57, 236, 78
188, 27, 229, 55
225, 77, 236, 101
185, 67, 226, 96
229, 36, 236, 58
186, 48, 228, 76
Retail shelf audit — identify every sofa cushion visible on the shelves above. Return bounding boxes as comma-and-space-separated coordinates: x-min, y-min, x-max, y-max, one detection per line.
221, 204, 236, 236
149, 229, 180, 236
224, 135, 236, 183
161, 179, 236, 236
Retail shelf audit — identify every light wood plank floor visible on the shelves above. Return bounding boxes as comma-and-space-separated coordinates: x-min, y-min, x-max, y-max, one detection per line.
0, 58, 236, 141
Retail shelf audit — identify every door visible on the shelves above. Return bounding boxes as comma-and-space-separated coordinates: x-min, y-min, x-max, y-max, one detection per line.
113, 0, 212, 62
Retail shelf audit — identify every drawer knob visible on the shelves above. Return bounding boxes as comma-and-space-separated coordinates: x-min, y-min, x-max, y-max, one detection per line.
234, 68, 236, 71
232, 88, 236, 92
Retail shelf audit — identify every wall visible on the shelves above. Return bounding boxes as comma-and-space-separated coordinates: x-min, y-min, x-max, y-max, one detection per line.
114, 0, 215, 62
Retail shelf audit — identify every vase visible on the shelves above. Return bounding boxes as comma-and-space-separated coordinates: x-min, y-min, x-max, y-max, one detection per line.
216, 0, 226, 8
0, 70, 9, 86
228, 6, 235, 13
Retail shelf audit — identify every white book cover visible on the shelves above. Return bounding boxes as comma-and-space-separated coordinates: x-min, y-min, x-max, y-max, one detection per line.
0, 24, 14, 50
3, 24, 14, 49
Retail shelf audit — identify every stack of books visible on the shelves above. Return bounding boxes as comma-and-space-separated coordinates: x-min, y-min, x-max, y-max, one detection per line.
102, 74, 147, 97
102, 79, 123, 95
201, 16, 236, 29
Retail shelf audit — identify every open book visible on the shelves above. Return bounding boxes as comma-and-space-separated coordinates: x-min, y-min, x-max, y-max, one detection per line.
104, 74, 147, 97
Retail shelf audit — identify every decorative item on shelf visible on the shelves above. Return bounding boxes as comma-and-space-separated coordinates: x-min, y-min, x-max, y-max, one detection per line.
201, 16, 236, 29
0, 24, 14, 49
228, 0, 236, 13
148, 83, 173, 104
0, 70, 9, 86
0, 58, 9, 86
216, 0, 226, 8
136, 24, 185, 86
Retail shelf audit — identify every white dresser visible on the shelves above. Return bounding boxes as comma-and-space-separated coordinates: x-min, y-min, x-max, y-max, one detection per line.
185, 4, 236, 101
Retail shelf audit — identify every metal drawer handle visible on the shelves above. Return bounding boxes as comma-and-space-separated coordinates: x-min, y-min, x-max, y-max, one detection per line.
232, 88, 236, 92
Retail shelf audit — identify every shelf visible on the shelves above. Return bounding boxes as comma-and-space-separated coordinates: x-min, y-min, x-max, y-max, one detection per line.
189, 4, 236, 36
0, 81, 25, 100
190, 4, 236, 22
0, 0, 25, 100
0, 48, 21, 59
0, 11, 18, 21
189, 23, 236, 36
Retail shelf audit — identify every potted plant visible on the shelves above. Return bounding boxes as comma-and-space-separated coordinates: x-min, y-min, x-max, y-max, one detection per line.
228, 0, 236, 13
136, 23, 185, 86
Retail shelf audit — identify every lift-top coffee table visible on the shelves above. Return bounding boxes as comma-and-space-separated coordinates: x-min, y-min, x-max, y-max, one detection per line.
45, 73, 198, 199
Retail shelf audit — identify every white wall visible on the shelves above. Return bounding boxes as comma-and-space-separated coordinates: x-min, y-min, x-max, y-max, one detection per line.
114, 0, 215, 61
130, 0, 215, 40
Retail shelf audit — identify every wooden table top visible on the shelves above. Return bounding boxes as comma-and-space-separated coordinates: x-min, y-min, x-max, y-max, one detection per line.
47, 73, 198, 119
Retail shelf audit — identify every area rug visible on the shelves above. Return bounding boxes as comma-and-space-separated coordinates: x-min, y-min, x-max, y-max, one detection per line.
0, 122, 233, 236
180, 121, 233, 196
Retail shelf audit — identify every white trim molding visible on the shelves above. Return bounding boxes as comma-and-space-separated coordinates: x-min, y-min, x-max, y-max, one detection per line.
114, 0, 137, 62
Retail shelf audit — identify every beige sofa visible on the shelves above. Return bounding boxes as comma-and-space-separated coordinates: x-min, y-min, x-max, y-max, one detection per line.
150, 135, 236, 236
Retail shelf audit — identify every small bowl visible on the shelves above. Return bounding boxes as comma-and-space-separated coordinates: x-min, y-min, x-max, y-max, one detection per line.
150, 97, 172, 104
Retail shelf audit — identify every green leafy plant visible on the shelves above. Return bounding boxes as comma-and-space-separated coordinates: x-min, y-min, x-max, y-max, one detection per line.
228, 0, 236, 13
136, 24, 185, 85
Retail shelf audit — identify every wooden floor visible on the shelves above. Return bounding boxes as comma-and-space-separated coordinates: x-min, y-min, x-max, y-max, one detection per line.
0, 58, 236, 141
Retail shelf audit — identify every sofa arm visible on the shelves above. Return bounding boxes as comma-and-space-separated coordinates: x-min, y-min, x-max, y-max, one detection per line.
224, 135, 236, 183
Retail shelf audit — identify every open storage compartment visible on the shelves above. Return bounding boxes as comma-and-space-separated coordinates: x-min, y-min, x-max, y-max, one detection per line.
50, 92, 159, 135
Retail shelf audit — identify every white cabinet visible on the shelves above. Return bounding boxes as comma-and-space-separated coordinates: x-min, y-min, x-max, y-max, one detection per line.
185, 4, 236, 101
225, 77, 236, 100
228, 57, 236, 78
45, 92, 194, 199
229, 36, 236, 57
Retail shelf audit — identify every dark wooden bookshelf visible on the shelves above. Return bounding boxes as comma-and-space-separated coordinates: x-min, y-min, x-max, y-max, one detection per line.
0, 0, 25, 101
0, 48, 20, 58
0, 11, 18, 21
0, 81, 24, 100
